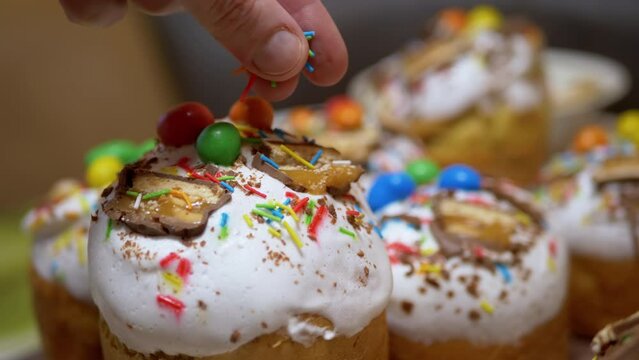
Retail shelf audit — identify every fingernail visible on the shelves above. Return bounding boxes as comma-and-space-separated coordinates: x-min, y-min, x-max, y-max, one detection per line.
253, 30, 304, 76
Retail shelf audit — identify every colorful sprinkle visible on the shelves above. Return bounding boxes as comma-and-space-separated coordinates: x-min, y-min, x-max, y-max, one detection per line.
279, 144, 315, 169
339, 227, 356, 239
285, 192, 299, 199
156, 294, 185, 317
216, 176, 235, 181
105, 219, 113, 240
243, 214, 254, 228
308, 205, 327, 240
256, 202, 277, 209
239, 73, 257, 100
283, 221, 303, 248
244, 184, 267, 198
373, 225, 384, 239
176, 258, 192, 280
133, 193, 142, 209
305, 62, 315, 73
170, 189, 192, 209
160, 252, 179, 268
496, 263, 512, 284
293, 197, 310, 213
418, 262, 441, 275
142, 189, 171, 200
274, 202, 299, 222
271, 81, 277, 88
346, 210, 361, 217
332, 160, 352, 166
268, 227, 282, 238
252, 209, 282, 223
480, 300, 494, 314
219, 226, 229, 240
162, 272, 183, 292
310, 150, 323, 165
220, 213, 229, 227
283, 198, 291, 206
220, 181, 234, 193
260, 154, 280, 169
304, 31, 316, 38
308, 49, 316, 58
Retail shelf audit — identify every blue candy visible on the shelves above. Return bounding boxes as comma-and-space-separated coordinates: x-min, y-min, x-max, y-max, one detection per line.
368, 172, 416, 212
438, 164, 482, 190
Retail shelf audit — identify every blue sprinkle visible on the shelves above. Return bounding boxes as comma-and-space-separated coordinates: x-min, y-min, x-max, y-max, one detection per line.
354, 203, 363, 213
371, 222, 384, 239
271, 209, 284, 219
220, 212, 229, 227
220, 181, 234, 193
273, 128, 287, 140
260, 154, 280, 169
283, 198, 292, 206
258, 130, 268, 138
303, 30, 316, 37
310, 149, 323, 165
305, 62, 315, 73
496, 263, 512, 284
266, 219, 272, 224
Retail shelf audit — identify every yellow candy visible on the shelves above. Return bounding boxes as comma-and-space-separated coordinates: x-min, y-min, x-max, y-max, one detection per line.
86, 155, 124, 189
466, 5, 503, 33
617, 109, 639, 142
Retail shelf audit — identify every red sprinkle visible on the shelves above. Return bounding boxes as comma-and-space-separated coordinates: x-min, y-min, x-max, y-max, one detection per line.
340, 194, 357, 202
549, 239, 557, 257
285, 192, 299, 199
159, 253, 179, 268
205, 172, 220, 184
346, 210, 361, 217
244, 184, 267, 198
240, 73, 257, 100
176, 158, 208, 181
308, 205, 327, 240
156, 294, 185, 317
293, 197, 309, 213
176, 258, 192, 281
473, 246, 485, 259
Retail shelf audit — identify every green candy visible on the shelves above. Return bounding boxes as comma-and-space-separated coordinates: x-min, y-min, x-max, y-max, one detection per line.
406, 159, 440, 185
85, 139, 157, 166
196, 123, 241, 166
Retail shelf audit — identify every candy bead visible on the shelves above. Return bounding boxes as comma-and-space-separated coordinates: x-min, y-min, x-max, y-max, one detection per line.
158, 102, 215, 146
85, 140, 138, 166
438, 164, 481, 191
572, 125, 608, 153
406, 159, 440, 185
466, 5, 502, 33
617, 110, 639, 143
325, 95, 363, 130
438, 8, 467, 32
229, 96, 274, 130
196, 123, 241, 166
86, 156, 124, 189
289, 107, 316, 135
368, 172, 417, 212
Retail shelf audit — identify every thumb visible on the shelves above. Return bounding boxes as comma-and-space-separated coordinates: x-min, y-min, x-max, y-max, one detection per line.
183, 0, 309, 82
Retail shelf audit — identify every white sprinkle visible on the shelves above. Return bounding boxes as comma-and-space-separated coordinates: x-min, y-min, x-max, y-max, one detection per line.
332, 160, 352, 166
134, 193, 142, 209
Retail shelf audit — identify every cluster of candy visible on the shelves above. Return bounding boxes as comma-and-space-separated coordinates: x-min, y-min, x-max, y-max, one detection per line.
288, 95, 364, 135
85, 139, 155, 188
435, 5, 504, 36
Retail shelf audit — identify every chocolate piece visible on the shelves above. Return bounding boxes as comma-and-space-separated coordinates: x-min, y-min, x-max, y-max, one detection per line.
594, 157, 639, 187
592, 311, 639, 359
380, 214, 422, 229
102, 167, 231, 238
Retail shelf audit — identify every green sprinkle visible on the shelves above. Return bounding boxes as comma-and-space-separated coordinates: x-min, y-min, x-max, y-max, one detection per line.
142, 189, 171, 200
309, 49, 316, 58
304, 213, 312, 225
126, 190, 140, 197
271, 81, 277, 88
219, 226, 229, 240
256, 202, 277, 209
216, 176, 235, 181
252, 209, 282, 223
339, 227, 356, 239
105, 219, 113, 239
307, 199, 316, 211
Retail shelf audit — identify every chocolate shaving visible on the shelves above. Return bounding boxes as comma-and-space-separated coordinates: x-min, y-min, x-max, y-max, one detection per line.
102, 166, 231, 239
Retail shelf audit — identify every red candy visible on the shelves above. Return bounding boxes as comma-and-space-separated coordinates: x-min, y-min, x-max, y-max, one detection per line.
229, 96, 274, 130
158, 102, 215, 146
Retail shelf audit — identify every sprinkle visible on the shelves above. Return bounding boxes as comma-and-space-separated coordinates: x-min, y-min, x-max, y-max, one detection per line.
346, 210, 361, 217
293, 197, 309, 213
268, 227, 282, 238
303, 31, 316, 37
170, 189, 192, 209
418, 262, 441, 275
216, 176, 235, 181
243, 214, 254, 228
160, 252, 179, 268
220, 181, 234, 193
285, 192, 299, 199
244, 185, 267, 198
252, 209, 282, 223
308, 49, 316, 58
332, 160, 351, 166
105, 219, 113, 239
274, 202, 299, 222
305, 213, 312, 225
126, 190, 140, 197
260, 154, 280, 169
156, 294, 185, 317
547, 257, 557, 272
283, 198, 291, 205
142, 189, 171, 200
310, 150, 323, 165
420, 248, 436, 257
480, 300, 494, 314
549, 239, 557, 257
339, 227, 356, 239
271, 81, 277, 88
162, 272, 183, 292
240, 73, 257, 100
219, 226, 229, 240
305, 62, 315, 73
373, 225, 384, 239
133, 193, 142, 209
496, 264, 512, 284
283, 221, 303, 248
220, 213, 229, 227
256, 202, 278, 209
279, 144, 315, 169
204, 172, 220, 183
308, 205, 327, 240
271, 209, 285, 219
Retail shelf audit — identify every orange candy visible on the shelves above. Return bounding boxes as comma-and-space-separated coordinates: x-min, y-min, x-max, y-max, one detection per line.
438, 8, 467, 32
229, 96, 274, 130
325, 96, 363, 131
289, 107, 315, 135
572, 125, 609, 153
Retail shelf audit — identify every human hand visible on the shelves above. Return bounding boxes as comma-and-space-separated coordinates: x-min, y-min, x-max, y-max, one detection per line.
59, 0, 348, 101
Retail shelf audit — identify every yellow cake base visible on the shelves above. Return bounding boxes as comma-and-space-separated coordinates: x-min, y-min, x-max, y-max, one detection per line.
570, 254, 639, 337
100, 313, 388, 360
389, 308, 568, 360
30, 267, 102, 360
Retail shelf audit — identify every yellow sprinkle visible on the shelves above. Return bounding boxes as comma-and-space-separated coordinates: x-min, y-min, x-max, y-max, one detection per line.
77, 193, 90, 214
53, 229, 73, 254
162, 272, 183, 292
234, 123, 258, 133
420, 248, 437, 257
480, 300, 494, 314
283, 221, 303, 249
418, 262, 441, 275
515, 212, 531, 226
160, 166, 179, 175
274, 202, 299, 222
75, 234, 87, 266
547, 257, 557, 272
243, 214, 254, 228
170, 189, 192, 209
268, 227, 282, 238
279, 144, 315, 169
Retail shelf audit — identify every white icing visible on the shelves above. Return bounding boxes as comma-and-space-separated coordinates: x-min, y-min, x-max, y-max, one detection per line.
89, 144, 392, 357
377, 186, 568, 345
367, 135, 425, 173
23, 185, 99, 301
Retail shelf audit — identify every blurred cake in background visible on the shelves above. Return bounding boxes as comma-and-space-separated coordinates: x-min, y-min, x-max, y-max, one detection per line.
357, 5, 548, 185
275, 95, 380, 163
538, 110, 639, 337
592, 311, 639, 359
367, 164, 568, 359
22, 138, 153, 359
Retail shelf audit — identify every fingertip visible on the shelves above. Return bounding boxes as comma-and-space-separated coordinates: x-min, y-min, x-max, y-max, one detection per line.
131, 0, 183, 15
253, 76, 300, 102
304, 37, 348, 86
59, 0, 127, 27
